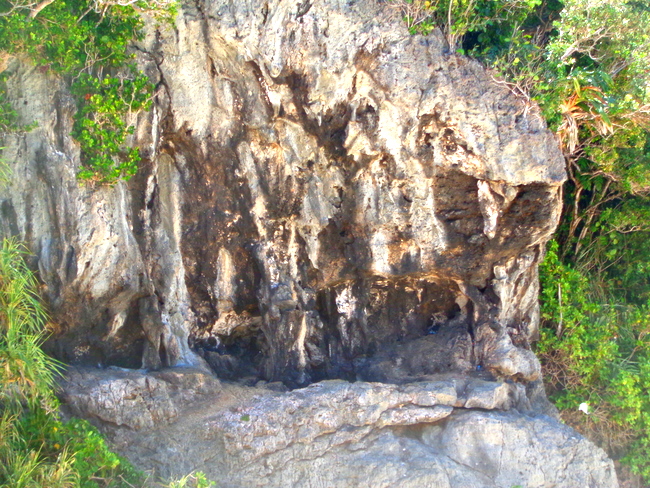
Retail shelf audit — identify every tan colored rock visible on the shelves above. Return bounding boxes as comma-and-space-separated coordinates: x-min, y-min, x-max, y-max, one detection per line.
422, 410, 618, 488
1, 0, 563, 385
0, 0, 617, 484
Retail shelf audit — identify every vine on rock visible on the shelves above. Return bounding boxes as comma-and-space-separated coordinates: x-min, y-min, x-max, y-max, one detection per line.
72, 71, 153, 182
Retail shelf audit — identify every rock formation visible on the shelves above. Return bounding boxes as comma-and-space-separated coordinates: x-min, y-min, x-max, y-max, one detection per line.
60, 366, 617, 487
0, 0, 618, 485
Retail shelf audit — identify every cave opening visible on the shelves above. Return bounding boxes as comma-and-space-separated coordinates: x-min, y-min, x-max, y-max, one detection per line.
190, 276, 485, 388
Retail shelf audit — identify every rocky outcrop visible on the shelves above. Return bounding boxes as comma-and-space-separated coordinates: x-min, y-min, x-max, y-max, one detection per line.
1, 0, 613, 485
0, 0, 563, 387
61, 367, 618, 488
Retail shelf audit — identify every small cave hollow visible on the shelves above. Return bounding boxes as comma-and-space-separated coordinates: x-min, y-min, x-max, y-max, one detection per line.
190, 276, 484, 388
190, 315, 268, 385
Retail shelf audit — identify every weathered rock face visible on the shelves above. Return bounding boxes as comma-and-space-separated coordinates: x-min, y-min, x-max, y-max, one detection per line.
1, 0, 619, 484
61, 367, 618, 488
0, 0, 563, 386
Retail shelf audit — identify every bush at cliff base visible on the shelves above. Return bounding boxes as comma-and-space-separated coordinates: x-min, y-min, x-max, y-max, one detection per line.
537, 241, 650, 482
0, 238, 144, 488
0, 237, 216, 488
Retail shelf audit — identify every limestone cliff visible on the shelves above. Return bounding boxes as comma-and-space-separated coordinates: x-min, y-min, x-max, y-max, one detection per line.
0, 0, 618, 486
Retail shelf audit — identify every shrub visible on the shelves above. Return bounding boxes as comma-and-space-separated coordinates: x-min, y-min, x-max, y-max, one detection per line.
537, 241, 650, 479
0, 236, 218, 486
392, 0, 542, 51
0, 238, 60, 413
0, 0, 168, 183
0, 238, 145, 487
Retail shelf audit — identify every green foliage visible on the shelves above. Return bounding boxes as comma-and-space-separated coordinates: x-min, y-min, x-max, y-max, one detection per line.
72, 71, 153, 182
487, 0, 650, 221
538, 242, 650, 479
0, 238, 60, 413
0, 0, 142, 73
0, 237, 145, 487
0, 75, 19, 134
2, 410, 145, 488
165, 472, 215, 488
0, 411, 78, 488
394, 0, 542, 51
0, 236, 217, 486
0, 151, 9, 185
516, 3, 650, 480
0, 74, 37, 139
0, 0, 167, 183
537, 241, 619, 393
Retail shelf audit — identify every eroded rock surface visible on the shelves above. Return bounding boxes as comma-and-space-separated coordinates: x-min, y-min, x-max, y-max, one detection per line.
1, 0, 563, 386
0, 0, 610, 484
61, 367, 617, 488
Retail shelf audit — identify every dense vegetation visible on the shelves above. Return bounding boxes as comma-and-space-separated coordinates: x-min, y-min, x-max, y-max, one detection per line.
0, 238, 145, 487
0, 0, 161, 182
0, 237, 214, 487
396, 0, 650, 482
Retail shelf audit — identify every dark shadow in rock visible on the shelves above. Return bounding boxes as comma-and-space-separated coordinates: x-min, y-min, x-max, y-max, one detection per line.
354, 322, 476, 384
193, 323, 266, 383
